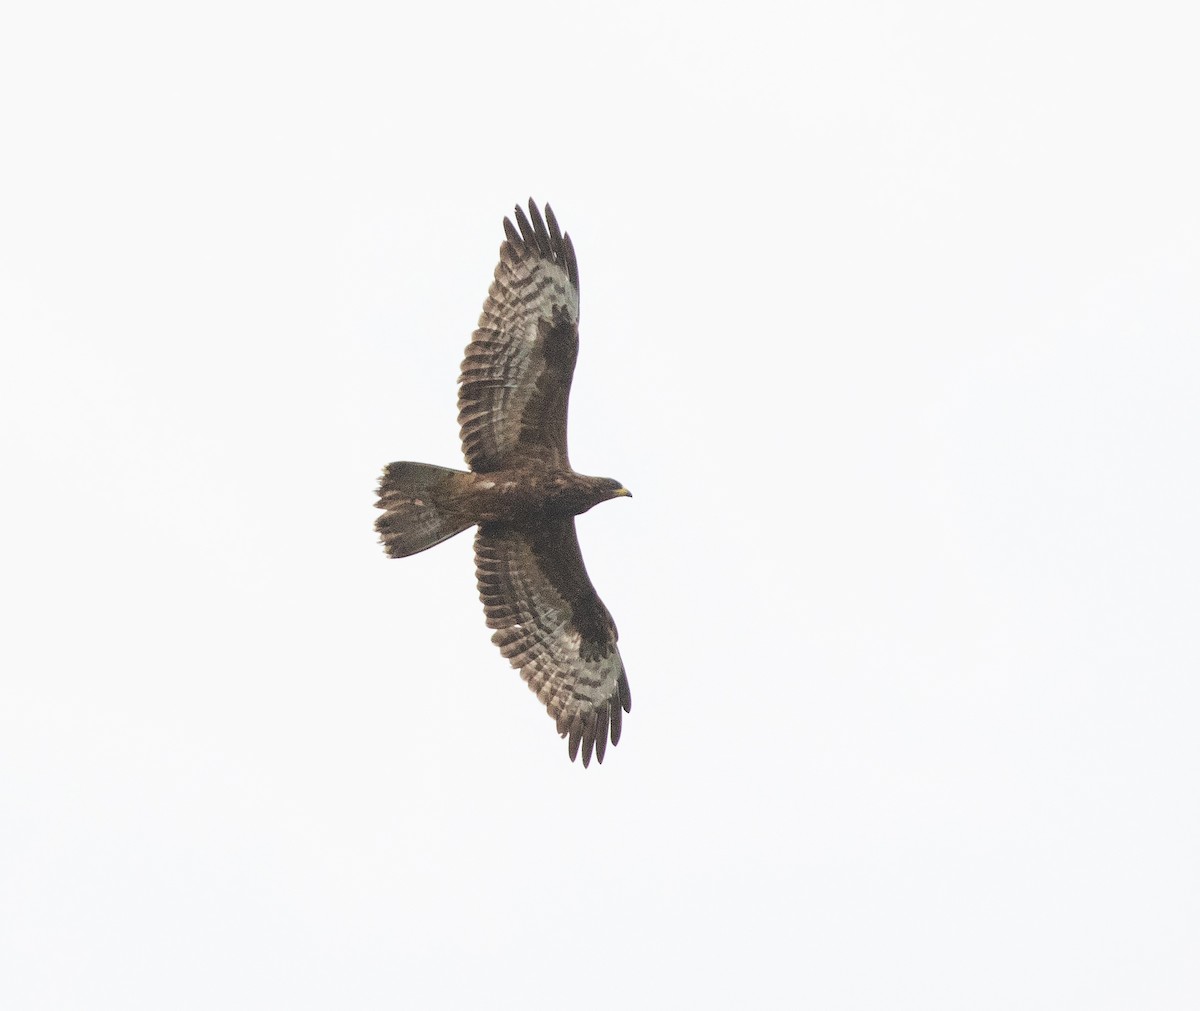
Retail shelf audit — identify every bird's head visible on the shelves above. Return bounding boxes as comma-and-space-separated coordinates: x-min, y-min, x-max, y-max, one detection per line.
560, 475, 633, 516
606, 480, 632, 500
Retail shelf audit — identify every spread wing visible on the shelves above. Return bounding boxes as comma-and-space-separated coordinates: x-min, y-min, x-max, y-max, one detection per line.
475, 521, 630, 767
458, 200, 581, 473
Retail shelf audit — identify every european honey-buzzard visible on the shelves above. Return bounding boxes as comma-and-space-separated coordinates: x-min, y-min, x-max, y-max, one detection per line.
376, 200, 632, 766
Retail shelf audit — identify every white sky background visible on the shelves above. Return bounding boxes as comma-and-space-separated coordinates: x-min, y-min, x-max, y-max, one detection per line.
2, 1, 1197, 1007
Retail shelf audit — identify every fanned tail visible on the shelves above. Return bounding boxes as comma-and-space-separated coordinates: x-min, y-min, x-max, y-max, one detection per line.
375, 462, 473, 557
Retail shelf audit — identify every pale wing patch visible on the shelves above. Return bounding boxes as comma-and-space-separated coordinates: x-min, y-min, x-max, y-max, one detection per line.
475, 524, 629, 767
457, 201, 580, 472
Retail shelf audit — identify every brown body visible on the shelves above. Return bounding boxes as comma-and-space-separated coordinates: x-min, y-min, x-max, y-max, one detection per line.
454, 470, 625, 525
375, 200, 632, 767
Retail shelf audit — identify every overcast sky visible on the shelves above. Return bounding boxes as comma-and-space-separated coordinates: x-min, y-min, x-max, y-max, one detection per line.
3, 2, 1198, 1008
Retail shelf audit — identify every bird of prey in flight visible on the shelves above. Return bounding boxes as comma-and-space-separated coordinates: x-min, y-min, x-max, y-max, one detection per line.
376, 200, 632, 766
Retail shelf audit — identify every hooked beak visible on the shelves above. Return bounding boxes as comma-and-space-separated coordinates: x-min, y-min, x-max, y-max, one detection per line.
614, 487, 633, 498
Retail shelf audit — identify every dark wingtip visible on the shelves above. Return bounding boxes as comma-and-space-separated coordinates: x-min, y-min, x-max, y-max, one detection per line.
562, 232, 578, 290
504, 200, 577, 289
568, 716, 583, 763
562, 701, 624, 767
580, 716, 597, 768
593, 707, 609, 764
512, 203, 534, 247
525, 200, 553, 258
544, 204, 562, 247
527, 197, 542, 236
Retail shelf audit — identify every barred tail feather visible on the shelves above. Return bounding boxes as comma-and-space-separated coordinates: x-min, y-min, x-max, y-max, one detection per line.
375, 462, 473, 557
